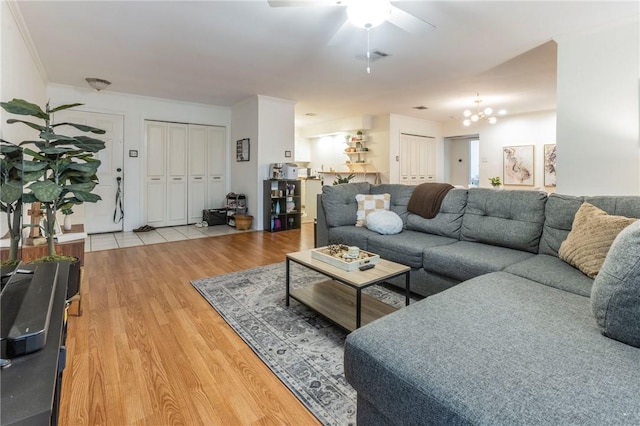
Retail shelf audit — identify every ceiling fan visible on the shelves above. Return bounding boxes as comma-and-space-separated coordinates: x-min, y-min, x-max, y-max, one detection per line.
267, 0, 436, 46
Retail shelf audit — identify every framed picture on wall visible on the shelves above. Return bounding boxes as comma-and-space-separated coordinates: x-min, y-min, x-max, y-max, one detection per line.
544, 144, 557, 187
236, 138, 250, 162
503, 145, 534, 185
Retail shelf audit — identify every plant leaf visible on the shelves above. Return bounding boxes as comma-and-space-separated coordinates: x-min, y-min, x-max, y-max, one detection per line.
71, 191, 101, 203
68, 162, 101, 174
0, 181, 23, 204
5, 119, 45, 132
29, 180, 62, 202
73, 136, 106, 152
48, 103, 84, 114
0, 99, 48, 119
51, 122, 106, 134
16, 160, 48, 172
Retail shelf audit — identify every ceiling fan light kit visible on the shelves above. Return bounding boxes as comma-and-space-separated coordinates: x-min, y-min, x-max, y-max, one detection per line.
346, 1, 391, 29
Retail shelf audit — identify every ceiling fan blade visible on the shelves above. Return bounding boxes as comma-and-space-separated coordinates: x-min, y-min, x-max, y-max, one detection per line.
267, 0, 343, 6
327, 18, 352, 46
386, 4, 435, 35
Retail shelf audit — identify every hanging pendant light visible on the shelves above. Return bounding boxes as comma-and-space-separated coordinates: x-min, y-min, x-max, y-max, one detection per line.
462, 94, 503, 126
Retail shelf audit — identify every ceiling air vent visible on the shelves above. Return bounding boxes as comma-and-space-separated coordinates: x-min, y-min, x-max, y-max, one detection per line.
355, 50, 390, 62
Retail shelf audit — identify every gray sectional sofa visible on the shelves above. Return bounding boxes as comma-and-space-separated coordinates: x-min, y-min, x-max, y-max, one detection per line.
315, 183, 640, 425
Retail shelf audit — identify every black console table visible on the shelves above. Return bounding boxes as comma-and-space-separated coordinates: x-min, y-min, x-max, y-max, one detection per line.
1, 262, 69, 426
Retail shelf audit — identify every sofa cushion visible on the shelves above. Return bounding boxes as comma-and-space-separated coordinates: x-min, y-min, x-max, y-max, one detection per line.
539, 193, 584, 256
423, 241, 534, 282
591, 220, 640, 348
321, 182, 371, 227
540, 193, 640, 257
406, 188, 468, 239
365, 210, 403, 235
327, 225, 377, 251
559, 203, 637, 278
460, 188, 547, 253
345, 272, 640, 426
355, 193, 390, 226
504, 254, 593, 297
367, 230, 457, 269
371, 184, 415, 226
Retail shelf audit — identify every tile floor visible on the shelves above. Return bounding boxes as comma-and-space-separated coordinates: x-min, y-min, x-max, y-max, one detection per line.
86, 224, 251, 252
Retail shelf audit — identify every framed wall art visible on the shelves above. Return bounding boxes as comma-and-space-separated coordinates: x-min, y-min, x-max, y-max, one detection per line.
236, 138, 250, 162
503, 145, 534, 185
544, 144, 557, 187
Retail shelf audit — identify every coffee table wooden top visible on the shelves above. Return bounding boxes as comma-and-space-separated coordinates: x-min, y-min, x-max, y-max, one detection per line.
286, 249, 410, 288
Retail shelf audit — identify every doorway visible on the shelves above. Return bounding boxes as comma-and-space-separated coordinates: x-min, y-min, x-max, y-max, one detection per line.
444, 135, 480, 187
52, 110, 125, 234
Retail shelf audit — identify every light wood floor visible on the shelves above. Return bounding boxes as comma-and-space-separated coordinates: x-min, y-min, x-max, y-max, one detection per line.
60, 224, 321, 425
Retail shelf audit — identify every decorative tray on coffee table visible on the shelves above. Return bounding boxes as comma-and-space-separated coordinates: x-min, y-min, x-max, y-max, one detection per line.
311, 245, 380, 272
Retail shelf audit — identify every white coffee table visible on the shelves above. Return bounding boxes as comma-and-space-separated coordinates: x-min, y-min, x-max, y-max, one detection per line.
286, 249, 411, 331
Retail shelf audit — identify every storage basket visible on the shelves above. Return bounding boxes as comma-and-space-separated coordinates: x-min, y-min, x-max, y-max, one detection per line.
234, 214, 253, 230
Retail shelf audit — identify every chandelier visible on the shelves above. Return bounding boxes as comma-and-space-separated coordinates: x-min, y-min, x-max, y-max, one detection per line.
462, 94, 499, 126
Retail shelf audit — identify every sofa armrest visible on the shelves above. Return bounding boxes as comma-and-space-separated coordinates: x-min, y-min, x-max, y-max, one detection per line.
316, 194, 329, 247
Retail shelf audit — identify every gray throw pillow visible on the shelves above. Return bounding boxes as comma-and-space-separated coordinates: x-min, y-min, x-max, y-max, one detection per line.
591, 220, 640, 348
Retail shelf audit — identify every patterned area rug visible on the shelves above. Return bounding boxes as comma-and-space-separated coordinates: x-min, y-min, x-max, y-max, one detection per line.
191, 262, 410, 426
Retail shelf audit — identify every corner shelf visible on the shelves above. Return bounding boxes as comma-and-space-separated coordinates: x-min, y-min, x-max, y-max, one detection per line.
263, 179, 302, 232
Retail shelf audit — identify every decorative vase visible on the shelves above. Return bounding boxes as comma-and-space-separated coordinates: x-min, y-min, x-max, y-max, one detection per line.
63, 215, 72, 231
275, 201, 281, 215
274, 218, 282, 230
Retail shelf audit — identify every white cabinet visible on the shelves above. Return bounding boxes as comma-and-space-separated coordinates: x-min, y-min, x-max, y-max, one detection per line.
146, 121, 226, 227
399, 134, 436, 185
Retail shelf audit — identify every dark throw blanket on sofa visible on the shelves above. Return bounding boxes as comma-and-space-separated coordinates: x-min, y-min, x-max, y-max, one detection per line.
406, 182, 454, 219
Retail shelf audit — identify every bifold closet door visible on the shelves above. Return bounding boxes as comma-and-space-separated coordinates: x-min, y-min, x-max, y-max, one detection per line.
146, 121, 188, 227
188, 125, 227, 223
399, 134, 437, 185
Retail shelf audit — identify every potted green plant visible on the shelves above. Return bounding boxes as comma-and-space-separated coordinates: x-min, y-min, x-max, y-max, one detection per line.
489, 176, 502, 188
333, 173, 355, 185
1, 98, 106, 295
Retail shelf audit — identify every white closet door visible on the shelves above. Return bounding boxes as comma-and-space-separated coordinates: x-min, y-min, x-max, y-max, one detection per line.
207, 126, 226, 208
188, 125, 208, 223
146, 121, 167, 226
166, 123, 188, 226
399, 134, 436, 185
146, 121, 226, 227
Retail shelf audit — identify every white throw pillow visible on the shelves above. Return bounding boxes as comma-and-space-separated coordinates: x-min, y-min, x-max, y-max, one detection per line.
365, 210, 403, 235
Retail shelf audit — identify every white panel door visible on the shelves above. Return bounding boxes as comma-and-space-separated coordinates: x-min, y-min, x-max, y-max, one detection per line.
53, 110, 124, 234
146, 121, 167, 226
188, 125, 208, 223
166, 123, 188, 226
206, 126, 226, 208
399, 134, 436, 185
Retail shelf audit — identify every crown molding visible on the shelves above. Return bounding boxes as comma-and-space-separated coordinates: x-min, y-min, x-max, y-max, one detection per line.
5, 0, 48, 83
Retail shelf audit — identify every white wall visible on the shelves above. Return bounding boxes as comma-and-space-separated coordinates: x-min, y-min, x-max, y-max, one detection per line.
231, 96, 259, 227
231, 95, 295, 231
1, 1, 47, 145
257, 96, 296, 230
443, 110, 556, 190
1, 1, 48, 239
556, 19, 639, 195
47, 84, 231, 231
